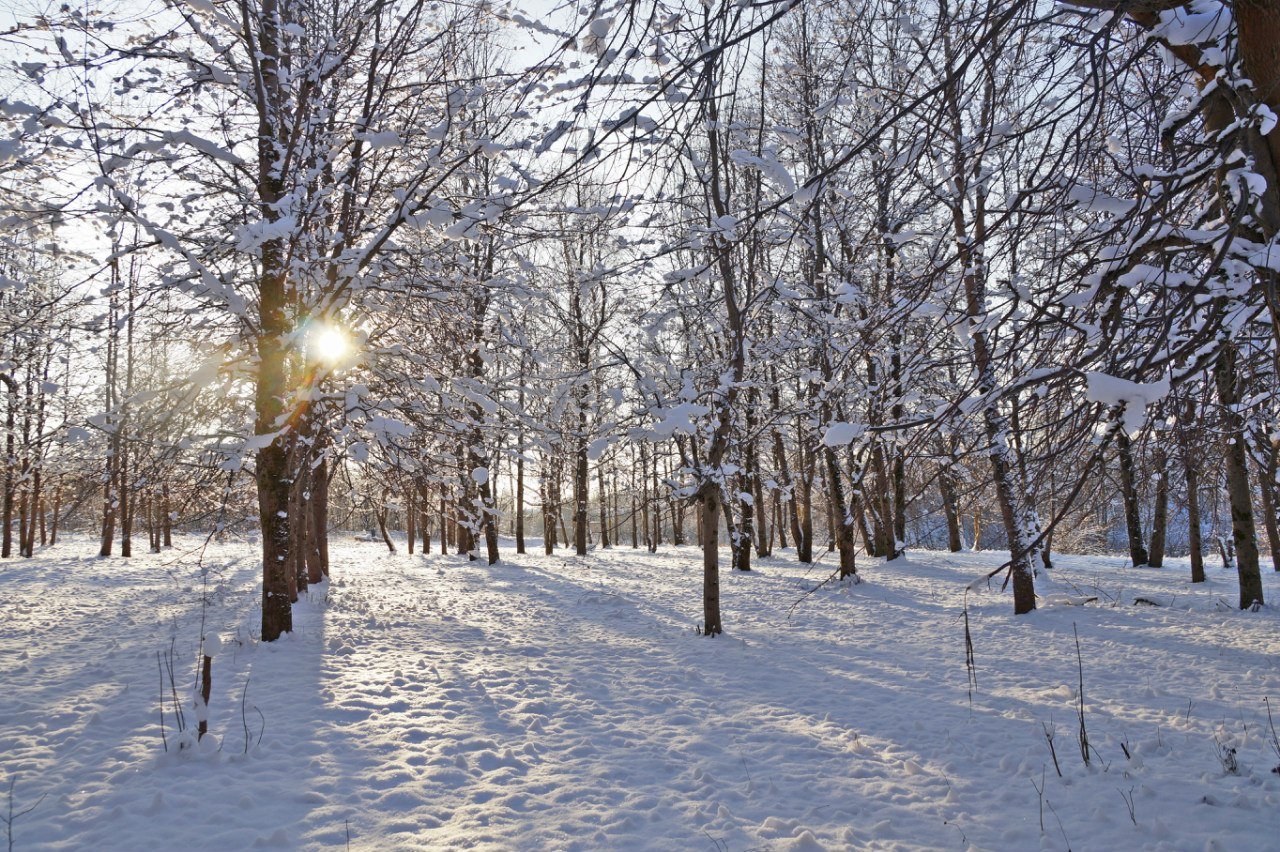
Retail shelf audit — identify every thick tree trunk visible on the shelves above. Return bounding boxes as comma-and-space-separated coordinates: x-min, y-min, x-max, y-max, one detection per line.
254, 284, 294, 638
25, 469, 39, 556
892, 450, 907, 549
1116, 430, 1148, 566
253, 0, 296, 642
939, 466, 963, 553
1185, 456, 1205, 583
311, 457, 329, 580
701, 485, 723, 636
574, 441, 588, 555
1256, 438, 1280, 571
515, 452, 526, 554
1215, 345, 1264, 608
95, 459, 112, 558
796, 431, 813, 563
478, 477, 500, 565
825, 446, 858, 580
289, 456, 307, 597
257, 441, 294, 642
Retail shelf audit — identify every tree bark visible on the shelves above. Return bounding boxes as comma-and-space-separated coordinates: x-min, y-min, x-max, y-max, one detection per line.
939, 465, 963, 553
1116, 430, 1149, 566
701, 486, 723, 635
515, 450, 526, 554
597, 460, 610, 549
1214, 344, 1264, 608
162, 483, 172, 547
376, 499, 396, 554
254, 0, 294, 642
1185, 449, 1205, 583
1254, 436, 1280, 572
406, 485, 416, 555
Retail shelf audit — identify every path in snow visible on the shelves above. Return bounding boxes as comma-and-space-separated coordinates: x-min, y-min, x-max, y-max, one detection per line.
1, 535, 1277, 850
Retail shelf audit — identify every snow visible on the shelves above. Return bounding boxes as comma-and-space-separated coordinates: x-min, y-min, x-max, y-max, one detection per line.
1084, 372, 1170, 433
1, 535, 1277, 850
649, 401, 709, 438
1067, 184, 1135, 217
822, 421, 866, 446
358, 130, 402, 151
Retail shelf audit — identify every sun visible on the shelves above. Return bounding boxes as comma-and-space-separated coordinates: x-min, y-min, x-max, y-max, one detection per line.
309, 323, 351, 367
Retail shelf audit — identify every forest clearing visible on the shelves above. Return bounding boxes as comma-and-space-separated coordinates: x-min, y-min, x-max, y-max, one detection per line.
2, 535, 1277, 850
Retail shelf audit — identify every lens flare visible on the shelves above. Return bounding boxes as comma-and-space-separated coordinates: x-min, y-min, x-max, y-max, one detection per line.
310, 324, 350, 366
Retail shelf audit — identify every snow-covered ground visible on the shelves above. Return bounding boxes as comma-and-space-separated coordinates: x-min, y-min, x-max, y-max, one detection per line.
2, 535, 1278, 851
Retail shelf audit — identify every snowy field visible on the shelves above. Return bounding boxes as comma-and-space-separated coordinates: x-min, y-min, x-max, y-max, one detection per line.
2, 536, 1278, 851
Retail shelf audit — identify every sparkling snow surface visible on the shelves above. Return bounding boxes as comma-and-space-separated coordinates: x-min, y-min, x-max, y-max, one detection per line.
2, 536, 1278, 850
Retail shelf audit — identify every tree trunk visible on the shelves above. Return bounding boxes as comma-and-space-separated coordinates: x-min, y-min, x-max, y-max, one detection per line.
311, 456, 329, 580
597, 460, 610, 549
253, 0, 296, 642
541, 466, 556, 555
377, 503, 396, 554
574, 441, 588, 555
1214, 345, 1263, 608
651, 450, 661, 550
775, 491, 788, 550
796, 430, 813, 563
1185, 454, 1205, 583
440, 494, 449, 555
825, 446, 858, 580
515, 451, 526, 554
162, 483, 172, 547
753, 458, 769, 558
478, 476, 500, 564
406, 486, 416, 555
119, 440, 132, 558
1256, 438, 1280, 571
724, 497, 747, 571
95, 457, 112, 558
641, 444, 653, 552
630, 482, 638, 549
769, 392, 799, 556
1116, 430, 1148, 566
257, 441, 294, 642
289, 456, 307, 597
701, 485, 723, 636
1148, 447, 1169, 568
48, 486, 60, 546
17, 490, 28, 559
939, 466, 963, 553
